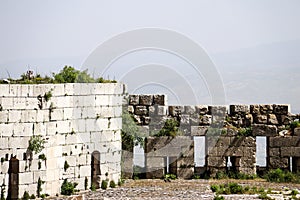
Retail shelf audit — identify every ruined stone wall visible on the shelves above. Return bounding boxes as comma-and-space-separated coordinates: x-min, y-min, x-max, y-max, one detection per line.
0, 83, 125, 198
128, 94, 300, 178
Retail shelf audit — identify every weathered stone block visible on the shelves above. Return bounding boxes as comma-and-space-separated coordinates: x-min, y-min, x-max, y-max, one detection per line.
146, 168, 164, 179
168, 106, 183, 116
294, 127, 300, 136
129, 95, 139, 105
269, 157, 289, 169
280, 147, 293, 157
135, 106, 148, 115
254, 114, 267, 124
268, 114, 279, 125
252, 124, 277, 136
196, 105, 209, 115
184, 106, 196, 115
153, 95, 166, 105
230, 105, 249, 114
273, 104, 289, 115
180, 114, 190, 126
139, 95, 153, 106
199, 114, 211, 125
177, 167, 194, 179
209, 106, 227, 116
269, 148, 280, 157
191, 126, 207, 136
207, 157, 226, 167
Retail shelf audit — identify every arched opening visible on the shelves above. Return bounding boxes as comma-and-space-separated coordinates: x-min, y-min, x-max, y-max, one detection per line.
91, 151, 101, 189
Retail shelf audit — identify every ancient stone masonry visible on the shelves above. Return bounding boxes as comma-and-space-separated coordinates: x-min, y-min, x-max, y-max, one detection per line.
127, 94, 300, 179
0, 83, 125, 198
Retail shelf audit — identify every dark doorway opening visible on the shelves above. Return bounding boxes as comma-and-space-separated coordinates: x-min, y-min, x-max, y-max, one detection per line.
91, 151, 101, 189
8, 156, 19, 200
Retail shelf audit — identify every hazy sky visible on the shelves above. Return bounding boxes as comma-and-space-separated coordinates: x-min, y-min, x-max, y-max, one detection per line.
0, 1, 300, 111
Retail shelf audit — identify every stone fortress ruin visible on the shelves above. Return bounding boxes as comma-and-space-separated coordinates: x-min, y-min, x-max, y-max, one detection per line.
0, 83, 300, 199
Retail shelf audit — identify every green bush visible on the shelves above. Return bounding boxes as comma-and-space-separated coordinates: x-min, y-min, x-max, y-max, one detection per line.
28, 135, 45, 154
61, 179, 78, 195
290, 121, 300, 129
22, 191, 30, 200
90, 184, 96, 191
155, 118, 182, 137
238, 127, 252, 136
163, 174, 177, 181
211, 184, 220, 193
101, 180, 108, 190
258, 192, 272, 199
109, 180, 116, 188
264, 168, 299, 183
213, 195, 225, 200
291, 189, 299, 196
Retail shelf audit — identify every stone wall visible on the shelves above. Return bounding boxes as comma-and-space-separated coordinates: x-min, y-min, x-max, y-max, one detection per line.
0, 83, 125, 198
127, 94, 300, 178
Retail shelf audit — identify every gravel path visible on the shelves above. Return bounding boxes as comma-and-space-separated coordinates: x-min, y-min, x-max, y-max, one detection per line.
55, 179, 300, 200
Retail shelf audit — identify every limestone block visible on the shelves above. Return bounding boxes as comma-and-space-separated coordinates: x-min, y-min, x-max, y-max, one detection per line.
0, 85, 10, 96
56, 120, 72, 134
95, 95, 110, 106
156, 106, 167, 116
273, 104, 289, 115
196, 105, 209, 115
268, 114, 279, 125
243, 147, 256, 157
225, 147, 244, 157
139, 95, 153, 106
168, 106, 183, 116
207, 156, 226, 167
36, 110, 49, 123
21, 110, 37, 123
65, 156, 77, 167
209, 106, 227, 116
106, 83, 123, 95
52, 84, 65, 96
146, 157, 165, 168
64, 83, 75, 95
13, 97, 27, 110
50, 108, 64, 121
269, 148, 280, 157
269, 136, 300, 147
13, 123, 33, 137
77, 132, 91, 144
240, 137, 256, 147
135, 106, 148, 115
0, 110, 8, 123
0, 161, 9, 173
191, 126, 207, 136
199, 114, 211, 125
215, 137, 231, 147
8, 110, 21, 123
46, 121, 57, 136
280, 147, 293, 157
280, 115, 294, 125
19, 172, 34, 184
177, 167, 194, 179
8, 137, 29, 149
65, 134, 81, 145
0, 97, 14, 109
252, 124, 277, 136
180, 114, 190, 126
269, 157, 289, 169
153, 95, 166, 105
292, 147, 300, 157
79, 165, 91, 177
145, 168, 164, 179
230, 105, 250, 114
184, 106, 196, 115
127, 105, 134, 114
0, 137, 8, 149
111, 95, 124, 106
250, 105, 260, 114
129, 95, 139, 105
254, 114, 268, 124
294, 127, 300, 136
33, 170, 47, 182
77, 155, 87, 166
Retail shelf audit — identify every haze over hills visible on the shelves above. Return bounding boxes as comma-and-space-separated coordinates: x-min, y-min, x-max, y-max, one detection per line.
212, 39, 300, 113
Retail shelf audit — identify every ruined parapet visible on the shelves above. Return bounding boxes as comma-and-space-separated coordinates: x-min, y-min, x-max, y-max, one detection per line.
144, 136, 194, 179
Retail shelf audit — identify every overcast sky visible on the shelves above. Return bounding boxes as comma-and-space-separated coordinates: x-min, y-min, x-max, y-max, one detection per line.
0, 0, 300, 111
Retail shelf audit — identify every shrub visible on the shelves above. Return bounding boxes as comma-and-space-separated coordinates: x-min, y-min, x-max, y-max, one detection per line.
22, 191, 30, 200
38, 154, 46, 161
109, 180, 116, 188
37, 177, 45, 198
264, 168, 299, 183
291, 189, 299, 196
228, 183, 243, 194
214, 195, 225, 200
44, 91, 52, 102
290, 121, 300, 130
238, 127, 252, 136
90, 184, 96, 191
258, 192, 272, 199
101, 180, 108, 190
211, 184, 220, 193
163, 174, 177, 181
61, 179, 78, 195
28, 135, 45, 154
155, 118, 182, 137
